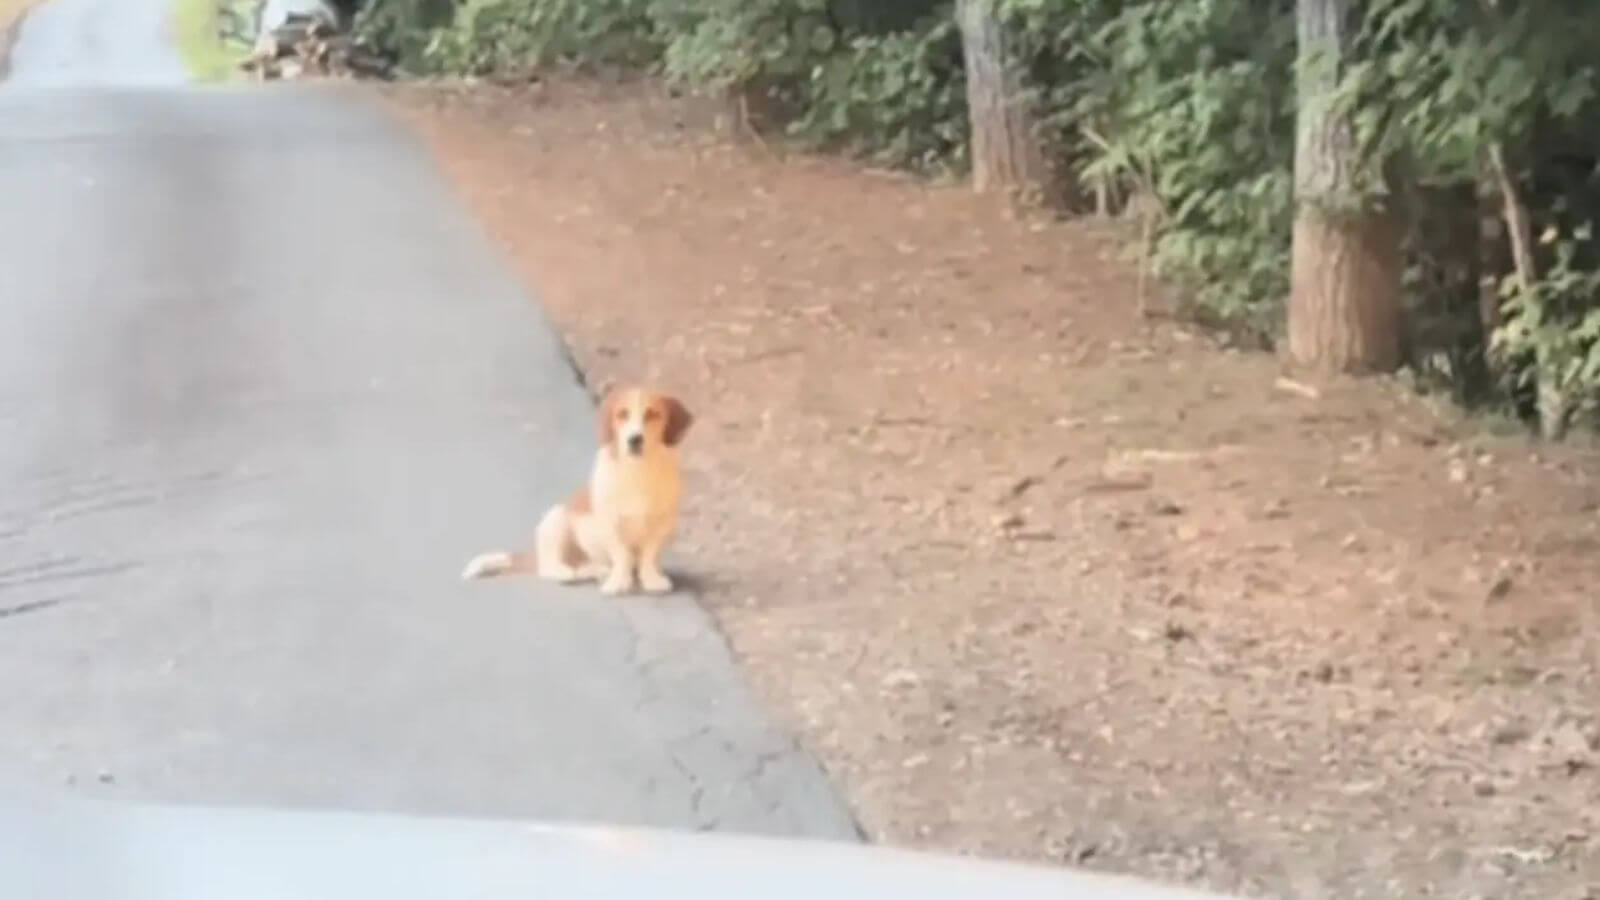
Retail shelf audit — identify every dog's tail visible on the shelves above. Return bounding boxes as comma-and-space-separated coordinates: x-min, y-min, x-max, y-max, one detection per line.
460, 550, 535, 581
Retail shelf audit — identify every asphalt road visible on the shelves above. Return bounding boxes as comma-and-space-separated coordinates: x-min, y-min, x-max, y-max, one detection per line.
0, 1, 858, 839
5, 0, 186, 87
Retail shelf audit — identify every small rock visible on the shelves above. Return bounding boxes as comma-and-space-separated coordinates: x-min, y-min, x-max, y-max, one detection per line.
1340, 779, 1383, 796
1486, 576, 1514, 602
1546, 723, 1594, 764
1002, 476, 1042, 501
1147, 497, 1184, 517
1492, 723, 1531, 746
881, 669, 921, 691
992, 512, 1025, 532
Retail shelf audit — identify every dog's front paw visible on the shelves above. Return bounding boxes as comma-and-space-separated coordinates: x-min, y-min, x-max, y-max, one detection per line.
599, 572, 635, 595
639, 570, 673, 594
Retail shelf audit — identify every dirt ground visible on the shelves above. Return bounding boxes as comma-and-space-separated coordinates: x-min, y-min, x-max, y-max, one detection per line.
383, 79, 1600, 899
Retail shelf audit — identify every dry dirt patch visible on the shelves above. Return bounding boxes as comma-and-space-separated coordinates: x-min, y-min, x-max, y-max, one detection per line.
384, 79, 1600, 899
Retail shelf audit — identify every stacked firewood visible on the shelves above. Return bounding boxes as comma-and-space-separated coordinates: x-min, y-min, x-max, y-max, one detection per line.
238, 12, 390, 80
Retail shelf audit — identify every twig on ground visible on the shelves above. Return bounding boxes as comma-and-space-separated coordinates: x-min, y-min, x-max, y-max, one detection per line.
1275, 376, 1322, 400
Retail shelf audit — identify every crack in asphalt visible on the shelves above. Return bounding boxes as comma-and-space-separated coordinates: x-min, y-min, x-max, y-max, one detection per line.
0, 558, 140, 594
0, 597, 65, 619
612, 586, 869, 837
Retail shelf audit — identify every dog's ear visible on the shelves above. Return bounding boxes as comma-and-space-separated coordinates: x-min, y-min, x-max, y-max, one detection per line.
597, 390, 620, 448
661, 395, 694, 447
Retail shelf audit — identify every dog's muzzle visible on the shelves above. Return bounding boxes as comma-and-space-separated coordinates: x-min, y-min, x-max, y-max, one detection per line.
625, 433, 645, 455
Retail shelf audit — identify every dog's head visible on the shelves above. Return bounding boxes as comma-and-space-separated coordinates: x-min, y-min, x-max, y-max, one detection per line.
599, 387, 694, 457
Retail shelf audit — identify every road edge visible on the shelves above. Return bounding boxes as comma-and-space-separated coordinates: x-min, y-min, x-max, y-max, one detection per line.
554, 327, 872, 844
370, 85, 872, 843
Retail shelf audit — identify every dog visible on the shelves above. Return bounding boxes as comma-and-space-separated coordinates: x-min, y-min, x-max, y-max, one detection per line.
461, 387, 693, 596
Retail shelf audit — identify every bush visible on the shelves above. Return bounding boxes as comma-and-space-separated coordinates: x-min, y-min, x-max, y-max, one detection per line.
352, 0, 457, 72
421, 0, 660, 76
791, 16, 969, 172
1057, 0, 1298, 340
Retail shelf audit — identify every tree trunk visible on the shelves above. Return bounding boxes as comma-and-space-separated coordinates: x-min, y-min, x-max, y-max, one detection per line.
955, 0, 1053, 204
1286, 0, 1402, 373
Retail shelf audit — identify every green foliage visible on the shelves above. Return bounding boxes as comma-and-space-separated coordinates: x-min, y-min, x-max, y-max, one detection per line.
792, 17, 969, 171
1357, 0, 1600, 424
353, 0, 457, 72
1350, 0, 1599, 185
656, 0, 835, 94
1052, 0, 1298, 338
173, 0, 253, 81
421, 0, 659, 76
1492, 224, 1600, 431
655, 0, 967, 171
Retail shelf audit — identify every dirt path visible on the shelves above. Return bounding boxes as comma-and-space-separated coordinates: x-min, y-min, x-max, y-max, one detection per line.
386, 79, 1600, 899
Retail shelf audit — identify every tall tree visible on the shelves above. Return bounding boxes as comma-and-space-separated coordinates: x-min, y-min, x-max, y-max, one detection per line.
955, 0, 1052, 203
1286, 0, 1403, 373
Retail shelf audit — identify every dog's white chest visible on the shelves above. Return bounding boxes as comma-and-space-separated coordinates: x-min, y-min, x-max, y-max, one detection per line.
592, 454, 681, 548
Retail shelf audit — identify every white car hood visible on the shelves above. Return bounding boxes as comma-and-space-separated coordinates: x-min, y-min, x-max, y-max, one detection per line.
2, 787, 1233, 900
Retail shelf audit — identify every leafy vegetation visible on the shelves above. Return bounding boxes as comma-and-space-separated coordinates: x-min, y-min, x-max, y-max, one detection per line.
172, 0, 253, 81
353, 0, 1600, 437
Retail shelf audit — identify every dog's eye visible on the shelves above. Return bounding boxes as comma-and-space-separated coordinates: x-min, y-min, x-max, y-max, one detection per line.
643, 408, 661, 422
615, 410, 629, 421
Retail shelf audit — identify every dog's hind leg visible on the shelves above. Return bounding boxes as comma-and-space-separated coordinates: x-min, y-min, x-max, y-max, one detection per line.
534, 505, 598, 583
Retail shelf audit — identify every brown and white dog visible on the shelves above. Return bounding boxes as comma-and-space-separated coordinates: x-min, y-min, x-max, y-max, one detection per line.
461, 387, 693, 595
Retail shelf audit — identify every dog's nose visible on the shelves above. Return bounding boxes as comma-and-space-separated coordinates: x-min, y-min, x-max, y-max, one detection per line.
626, 433, 644, 453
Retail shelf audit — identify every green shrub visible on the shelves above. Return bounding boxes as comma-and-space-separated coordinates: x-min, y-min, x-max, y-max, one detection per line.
1063, 0, 1298, 340
380, 0, 661, 76
792, 16, 969, 172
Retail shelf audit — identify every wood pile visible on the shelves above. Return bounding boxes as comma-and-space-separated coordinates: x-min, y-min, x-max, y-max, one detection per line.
238, 12, 391, 80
